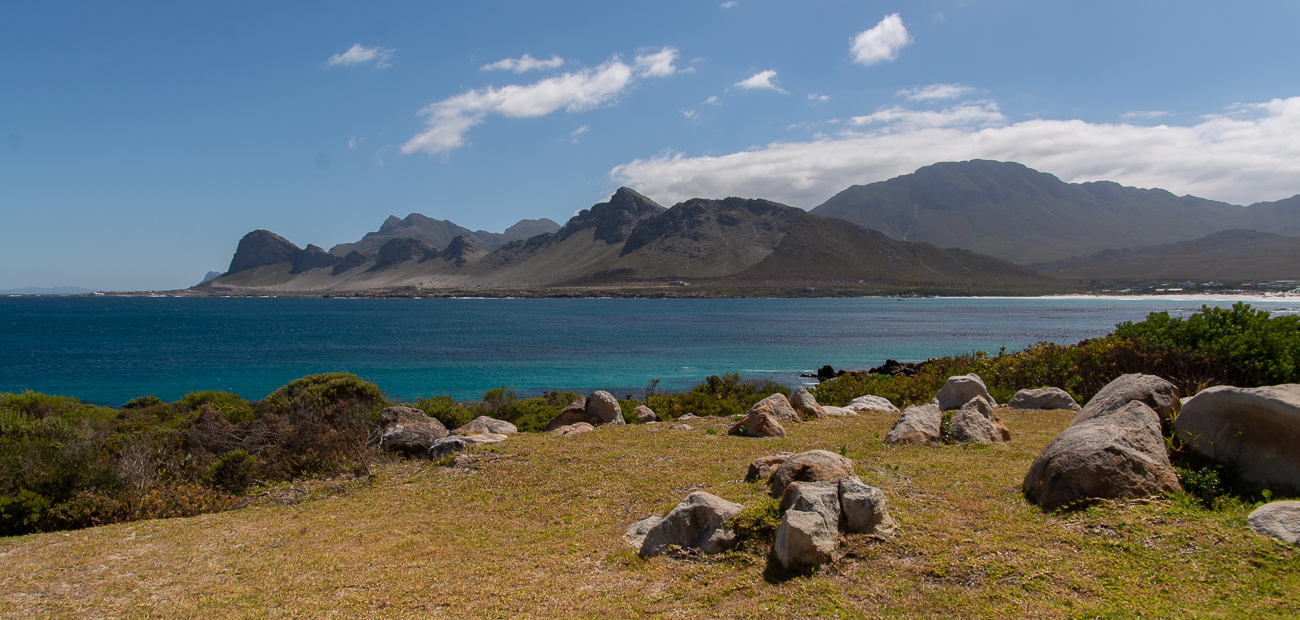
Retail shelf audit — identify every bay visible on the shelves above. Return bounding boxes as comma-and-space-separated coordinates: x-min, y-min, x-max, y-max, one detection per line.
1, 296, 1295, 406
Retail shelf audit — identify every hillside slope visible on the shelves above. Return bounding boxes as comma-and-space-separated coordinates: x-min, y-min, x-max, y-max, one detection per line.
1032, 229, 1300, 282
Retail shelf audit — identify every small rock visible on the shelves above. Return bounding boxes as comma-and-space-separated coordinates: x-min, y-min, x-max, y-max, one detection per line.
773, 508, 839, 571
884, 404, 942, 445
453, 415, 518, 436
1176, 384, 1300, 494
950, 396, 1009, 444
1008, 387, 1081, 411
374, 406, 449, 456
669, 423, 694, 431
744, 452, 794, 483
551, 422, 595, 437
790, 387, 826, 419
625, 516, 663, 549
633, 404, 658, 423
678, 414, 698, 421
821, 406, 857, 417
847, 395, 900, 414
933, 374, 995, 410
1247, 501, 1300, 546
639, 492, 744, 557
728, 409, 786, 438
748, 393, 800, 422
585, 391, 626, 426
768, 450, 855, 498
544, 400, 595, 431
838, 475, 895, 535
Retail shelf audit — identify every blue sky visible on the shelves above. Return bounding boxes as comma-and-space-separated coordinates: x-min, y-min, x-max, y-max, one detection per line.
3, 1, 1299, 291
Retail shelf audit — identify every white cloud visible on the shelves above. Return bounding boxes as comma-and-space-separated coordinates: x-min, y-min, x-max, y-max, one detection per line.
721, 1, 740, 8
480, 53, 565, 73
1121, 110, 1172, 120
403, 49, 680, 157
808, 93, 830, 103
610, 96, 1300, 208
326, 44, 394, 69
851, 14, 911, 66
704, 95, 721, 105
735, 70, 786, 93
681, 109, 699, 122
897, 83, 975, 101
570, 125, 590, 137
634, 47, 680, 77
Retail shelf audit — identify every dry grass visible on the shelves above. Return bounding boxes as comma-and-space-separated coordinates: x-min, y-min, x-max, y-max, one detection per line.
0, 410, 1295, 619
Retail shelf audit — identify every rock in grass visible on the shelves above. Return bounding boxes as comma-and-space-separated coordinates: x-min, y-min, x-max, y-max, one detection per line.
728, 408, 786, 438
544, 400, 594, 431
429, 433, 507, 460
1008, 387, 1081, 411
624, 516, 662, 549
585, 391, 626, 426
745, 452, 794, 483
790, 387, 826, 419
1176, 384, 1300, 494
838, 475, 895, 535
453, 415, 518, 436
551, 422, 594, 436
374, 406, 448, 456
847, 395, 899, 414
774, 482, 841, 571
950, 396, 1009, 444
633, 404, 658, 423
821, 406, 857, 416
884, 404, 942, 445
749, 393, 800, 423
1247, 501, 1300, 546
1023, 400, 1180, 509
933, 374, 995, 410
768, 450, 854, 498
639, 492, 744, 557
1076, 373, 1180, 435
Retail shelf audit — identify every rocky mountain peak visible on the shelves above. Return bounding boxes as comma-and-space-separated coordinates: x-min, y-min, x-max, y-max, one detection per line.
557, 188, 666, 244
227, 230, 300, 274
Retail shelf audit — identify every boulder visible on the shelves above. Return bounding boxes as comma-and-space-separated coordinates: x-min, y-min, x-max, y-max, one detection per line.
773, 482, 841, 571
585, 391, 626, 426
950, 396, 1009, 444
748, 393, 800, 422
744, 452, 794, 483
1008, 387, 1081, 411
551, 422, 594, 437
838, 476, 896, 535
633, 404, 658, 423
453, 415, 518, 436
768, 450, 855, 498
728, 409, 786, 438
778, 480, 841, 518
821, 406, 857, 417
1175, 384, 1300, 494
374, 406, 448, 456
1023, 400, 1181, 509
639, 492, 744, 557
847, 395, 899, 414
624, 516, 662, 549
544, 400, 595, 431
428, 433, 507, 460
1247, 501, 1300, 546
668, 423, 693, 431
1075, 373, 1180, 435
884, 404, 942, 445
932, 374, 995, 410
790, 387, 826, 419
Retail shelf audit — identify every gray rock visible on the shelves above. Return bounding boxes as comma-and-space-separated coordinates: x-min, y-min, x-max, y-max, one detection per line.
884, 404, 942, 445
544, 400, 595, 431
778, 480, 841, 521
428, 433, 508, 459
838, 476, 896, 535
453, 415, 518, 436
1023, 400, 1181, 509
639, 492, 744, 557
950, 396, 1006, 444
633, 404, 658, 423
768, 450, 855, 498
821, 406, 857, 417
1075, 373, 1180, 435
745, 452, 794, 483
1247, 501, 1300, 546
551, 422, 595, 436
624, 516, 663, 549
748, 393, 800, 422
790, 387, 826, 419
585, 390, 626, 426
933, 374, 995, 410
773, 508, 839, 571
374, 406, 449, 456
728, 408, 786, 438
1176, 384, 1300, 494
847, 395, 899, 414
1008, 387, 1081, 411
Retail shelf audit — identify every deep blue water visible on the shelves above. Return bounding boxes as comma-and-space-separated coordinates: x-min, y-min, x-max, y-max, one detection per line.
1, 296, 1295, 406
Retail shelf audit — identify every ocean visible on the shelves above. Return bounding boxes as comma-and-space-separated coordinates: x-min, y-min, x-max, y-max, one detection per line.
1, 295, 1294, 406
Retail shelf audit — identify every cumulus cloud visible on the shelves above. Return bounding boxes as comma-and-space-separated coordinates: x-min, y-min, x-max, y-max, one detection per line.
610, 96, 1300, 208
851, 14, 911, 66
897, 83, 975, 101
480, 53, 565, 73
403, 48, 680, 157
634, 47, 680, 77
326, 44, 394, 69
735, 70, 786, 93
808, 93, 830, 103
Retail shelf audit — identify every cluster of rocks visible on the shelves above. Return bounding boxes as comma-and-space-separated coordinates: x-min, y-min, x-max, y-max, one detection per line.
373, 406, 518, 459
882, 373, 1013, 446
627, 450, 895, 572
802, 360, 934, 382
543, 390, 658, 436
727, 387, 861, 438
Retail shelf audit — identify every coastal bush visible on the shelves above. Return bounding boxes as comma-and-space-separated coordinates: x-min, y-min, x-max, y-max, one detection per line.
265, 372, 387, 419
643, 374, 791, 418
411, 395, 473, 429
179, 390, 255, 424
205, 450, 257, 494
123, 395, 164, 409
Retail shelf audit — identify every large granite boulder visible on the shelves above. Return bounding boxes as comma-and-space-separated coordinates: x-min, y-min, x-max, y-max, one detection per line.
847, 395, 899, 414
933, 374, 995, 410
768, 450, 855, 498
1247, 501, 1300, 546
949, 396, 1008, 444
1023, 400, 1181, 509
790, 387, 826, 419
728, 408, 786, 438
748, 393, 800, 423
1008, 387, 1081, 411
544, 400, 597, 431
633, 404, 658, 423
585, 391, 626, 426
374, 406, 448, 456
453, 415, 518, 436
639, 492, 744, 557
745, 452, 794, 483
838, 475, 895, 535
773, 482, 841, 571
1075, 373, 1180, 434
884, 404, 942, 445
1176, 384, 1300, 494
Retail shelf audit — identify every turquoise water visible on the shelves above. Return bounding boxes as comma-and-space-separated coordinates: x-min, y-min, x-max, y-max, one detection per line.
1, 296, 1294, 406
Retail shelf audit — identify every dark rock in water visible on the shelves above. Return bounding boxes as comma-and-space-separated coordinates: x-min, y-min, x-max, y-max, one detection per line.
817, 365, 838, 381
291, 244, 342, 274
332, 250, 372, 275
868, 359, 931, 377
369, 237, 438, 271
227, 230, 300, 274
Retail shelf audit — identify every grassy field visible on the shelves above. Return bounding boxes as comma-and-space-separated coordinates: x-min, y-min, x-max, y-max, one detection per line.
0, 409, 1295, 619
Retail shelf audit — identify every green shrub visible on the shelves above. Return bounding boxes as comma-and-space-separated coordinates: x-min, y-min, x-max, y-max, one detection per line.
205, 450, 257, 494
0, 489, 52, 536
123, 395, 164, 409
411, 395, 473, 429
179, 390, 255, 424
504, 398, 564, 433
265, 373, 387, 419
1115, 302, 1300, 386
478, 386, 517, 420
44, 490, 129, 531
